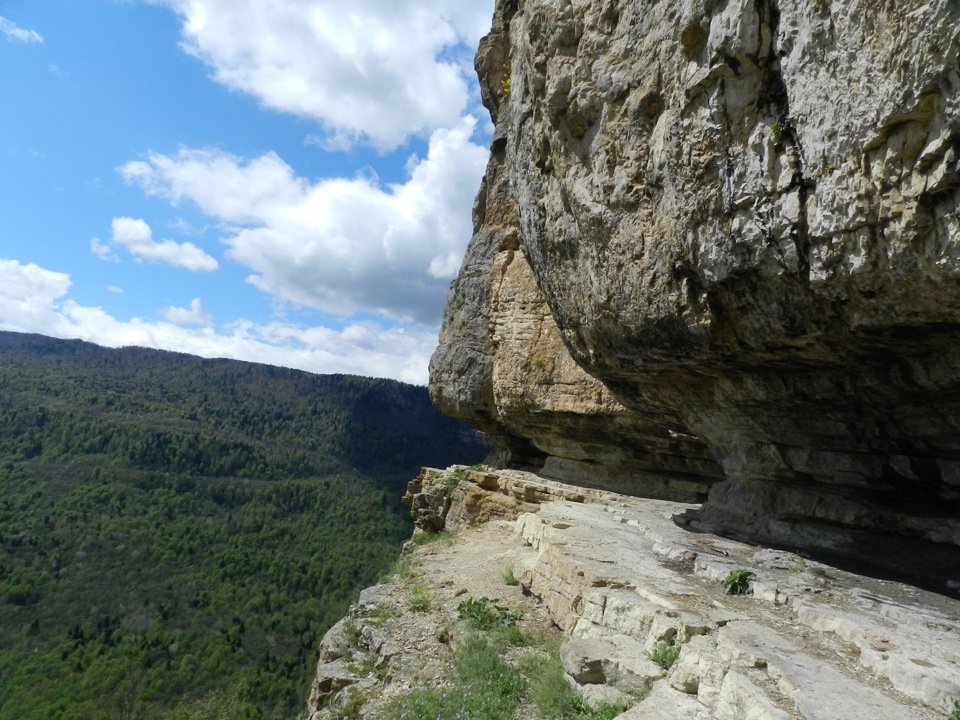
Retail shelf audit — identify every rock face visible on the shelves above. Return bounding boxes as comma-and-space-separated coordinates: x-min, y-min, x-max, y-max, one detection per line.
430, 0, 960, 591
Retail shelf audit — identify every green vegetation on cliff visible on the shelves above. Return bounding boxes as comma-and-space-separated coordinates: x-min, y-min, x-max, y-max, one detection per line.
0, 332, 487, 719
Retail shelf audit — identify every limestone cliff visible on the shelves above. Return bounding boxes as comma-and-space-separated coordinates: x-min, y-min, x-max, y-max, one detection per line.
430, 0, 960, 591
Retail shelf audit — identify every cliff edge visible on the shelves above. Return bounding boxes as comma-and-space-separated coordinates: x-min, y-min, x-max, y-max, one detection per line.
307, 467, 960, 719
430, 0, 960, 592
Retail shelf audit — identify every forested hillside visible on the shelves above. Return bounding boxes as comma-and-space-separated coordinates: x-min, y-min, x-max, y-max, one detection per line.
0, 332, 487, 719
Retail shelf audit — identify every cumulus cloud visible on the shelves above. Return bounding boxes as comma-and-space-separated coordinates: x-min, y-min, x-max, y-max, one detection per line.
0, 258, 435, 384
0, 260, 73, 335
110, 217, 219, 271
163, 298, 213, 327
150, 0, 493, 149
120, 117, 487, 325
0, 17, 43, 43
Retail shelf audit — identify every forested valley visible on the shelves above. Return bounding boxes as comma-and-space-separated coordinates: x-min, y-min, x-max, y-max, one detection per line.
0, 331, 487, 719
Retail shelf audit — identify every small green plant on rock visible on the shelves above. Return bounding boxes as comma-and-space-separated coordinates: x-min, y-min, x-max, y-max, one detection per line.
948, 699, 960, 720
407, 582, 433, 612
770, 117, 787, 141
438, 469, 465, 497
648, 631, 682, 671
345, 653, 377, 678
502, 566, 520, 586
457, 596, 522, 631
333, 688, 366, 719
724, 568, 756, 595
338, 620, 362, 652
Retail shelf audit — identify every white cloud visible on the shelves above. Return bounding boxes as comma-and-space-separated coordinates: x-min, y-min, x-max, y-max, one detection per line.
90, 238, 120, 262
150, 0, 493, 149
0, 258, 435, 384
106, 285, 125, 295
163, 298, 213, 327
0, 17, 43, 43
110, 217, 219, 271
120, 117, 488, 325
0, 260, 73, 335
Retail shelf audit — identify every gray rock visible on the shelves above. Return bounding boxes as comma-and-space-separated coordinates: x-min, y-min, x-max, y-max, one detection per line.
429, 0, 960, 586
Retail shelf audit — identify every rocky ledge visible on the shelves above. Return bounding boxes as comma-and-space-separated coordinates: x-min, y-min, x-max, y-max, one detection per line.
307, 467, 960, 720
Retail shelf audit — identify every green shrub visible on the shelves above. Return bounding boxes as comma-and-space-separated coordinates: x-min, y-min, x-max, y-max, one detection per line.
502, 566, 520, 586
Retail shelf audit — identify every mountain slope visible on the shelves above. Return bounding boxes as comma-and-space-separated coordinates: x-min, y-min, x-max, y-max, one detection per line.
0, 331, 487, 719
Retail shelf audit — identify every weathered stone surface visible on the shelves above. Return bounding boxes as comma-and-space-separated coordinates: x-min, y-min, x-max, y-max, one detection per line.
402, 464, 632, 533
306, 660, 358, 713
618, 682, 711, 720
309, 469, 960, 720
430, 0, 960, 591
561, 636, 665, 694
430, 0, 724, 499
509, 473, 955, 719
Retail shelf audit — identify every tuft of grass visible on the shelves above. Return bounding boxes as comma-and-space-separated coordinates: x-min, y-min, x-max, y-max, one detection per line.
437, 468, 467, 498
376, 634, 523, 720
520, 643, 579, 719
502, 566, 520, 586
380, 554, 415, 583
359, 603, 395, 627
519, 641, 634, 720
648, 632, 682, 671
407, 582, 433, 612
334, 688, 366, 719
345, 653, 376, 678
339, 620, 362, 651
411, 529, 456, 546
495, 622, 531, 648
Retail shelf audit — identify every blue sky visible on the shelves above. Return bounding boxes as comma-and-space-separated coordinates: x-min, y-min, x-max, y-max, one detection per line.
0, 0, 493, 384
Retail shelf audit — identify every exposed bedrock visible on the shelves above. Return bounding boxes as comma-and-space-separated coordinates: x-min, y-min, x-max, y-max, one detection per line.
430, 0, 960, 590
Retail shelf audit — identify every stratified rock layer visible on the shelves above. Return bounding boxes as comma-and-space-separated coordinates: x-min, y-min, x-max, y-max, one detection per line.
430, 0, 960, 590
309, 468, 960, 720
